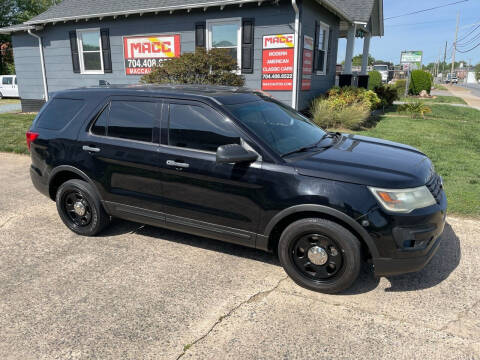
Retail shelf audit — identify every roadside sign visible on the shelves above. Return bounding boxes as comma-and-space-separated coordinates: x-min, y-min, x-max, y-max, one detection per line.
262, 34, 295, 91
123, 34, 181, 75
400, 51, 423, 70
301, 35, 314, 91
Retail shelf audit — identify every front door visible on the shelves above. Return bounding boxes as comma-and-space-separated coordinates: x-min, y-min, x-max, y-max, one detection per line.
78, 96, 164, 218
158, 100, 264, 247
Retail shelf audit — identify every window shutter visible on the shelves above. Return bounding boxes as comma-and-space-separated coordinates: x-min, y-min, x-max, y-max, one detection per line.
241, 18, 254, 74
100, 28, 112, 73
326, 28, 333, 75
69, 31, 80, 73
195, 22, 206, 48
313, 21, 319, 72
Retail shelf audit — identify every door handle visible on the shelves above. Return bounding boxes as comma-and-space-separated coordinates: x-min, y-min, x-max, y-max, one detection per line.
82, 145, 100, 153
166, 160, 189, 168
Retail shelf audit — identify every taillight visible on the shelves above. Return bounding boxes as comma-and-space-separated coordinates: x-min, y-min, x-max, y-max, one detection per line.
26, 131, 39, 151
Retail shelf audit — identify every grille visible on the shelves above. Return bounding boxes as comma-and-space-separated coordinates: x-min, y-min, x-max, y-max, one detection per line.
426, 173, 443, 203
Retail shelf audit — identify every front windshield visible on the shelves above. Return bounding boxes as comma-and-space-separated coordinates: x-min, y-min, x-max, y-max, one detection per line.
227, 99, 326, 156
374, 65, 388, 71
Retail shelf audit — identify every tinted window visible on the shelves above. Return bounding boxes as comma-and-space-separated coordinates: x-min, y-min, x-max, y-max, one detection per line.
169, 104, 240, 152
36, 98, 85, 130
91, 106, 108, 136
107, 101, 157, 142
14, 77, 17, 85
2, 77, 13, 85
227, 99, 326, 156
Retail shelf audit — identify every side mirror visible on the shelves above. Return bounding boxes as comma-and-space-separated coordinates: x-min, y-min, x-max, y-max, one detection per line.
216, 144, 258, 164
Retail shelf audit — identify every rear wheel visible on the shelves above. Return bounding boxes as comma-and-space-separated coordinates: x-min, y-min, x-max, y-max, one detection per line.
278, 218, 361, 294
56, 179, 110, 236
0, 92, 3, 99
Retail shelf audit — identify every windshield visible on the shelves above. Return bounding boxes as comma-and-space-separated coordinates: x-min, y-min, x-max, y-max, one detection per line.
374, 65, 388, 71
227, 99, 326, 156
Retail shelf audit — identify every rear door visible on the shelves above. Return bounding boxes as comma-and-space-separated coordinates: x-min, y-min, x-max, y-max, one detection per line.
157, 100, 264, 247
78, 96, 164, 216
1, 76, 14, 97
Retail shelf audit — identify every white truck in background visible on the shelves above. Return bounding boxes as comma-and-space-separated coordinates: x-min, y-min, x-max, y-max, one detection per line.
0, 75, 19, 98
373, 64, 389, 83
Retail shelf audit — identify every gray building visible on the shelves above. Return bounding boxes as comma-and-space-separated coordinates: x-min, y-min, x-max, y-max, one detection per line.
0, 0, 383, 112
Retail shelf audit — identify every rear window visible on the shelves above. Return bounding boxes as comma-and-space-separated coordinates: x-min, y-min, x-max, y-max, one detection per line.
36, 98, 85, 130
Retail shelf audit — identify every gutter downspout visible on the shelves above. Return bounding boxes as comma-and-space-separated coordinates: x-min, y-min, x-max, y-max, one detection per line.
27, 29, 48, 102
291, 0, 300, 109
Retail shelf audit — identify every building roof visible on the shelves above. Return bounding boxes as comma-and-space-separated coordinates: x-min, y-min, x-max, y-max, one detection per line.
0, 0, 383, 35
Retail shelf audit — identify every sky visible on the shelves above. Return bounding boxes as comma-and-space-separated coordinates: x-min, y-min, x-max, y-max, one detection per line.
337, 0, 480, 67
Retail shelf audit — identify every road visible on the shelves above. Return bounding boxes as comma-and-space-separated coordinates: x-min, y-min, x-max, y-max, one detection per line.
1, 152, 479, 359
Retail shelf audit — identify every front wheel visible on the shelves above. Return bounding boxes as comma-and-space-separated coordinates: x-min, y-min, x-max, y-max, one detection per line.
278, 218, 361, 294
56, 179, 110, 236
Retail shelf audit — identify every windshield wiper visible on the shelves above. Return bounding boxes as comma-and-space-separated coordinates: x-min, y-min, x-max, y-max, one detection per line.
281, 132, 342, 158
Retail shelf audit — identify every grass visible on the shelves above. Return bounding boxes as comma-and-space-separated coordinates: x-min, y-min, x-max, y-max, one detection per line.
400, 95, 467, 105
0, 112, 36, 154
0, 98, 20, 105
349, 103, 480, 217
433, 84, 448, 91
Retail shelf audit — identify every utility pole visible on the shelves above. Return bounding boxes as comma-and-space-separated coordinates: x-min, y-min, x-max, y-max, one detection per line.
442, 41, 447, 76
451, 13, 460, 77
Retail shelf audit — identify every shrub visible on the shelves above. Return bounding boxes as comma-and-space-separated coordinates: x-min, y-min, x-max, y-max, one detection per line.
393, 79, 407, 98
409, 70, 432, 95
368, 70, 382, 90
311, 98, 370, 130
398, 102, 432, 119
374, 85, 398, 109
141, 47, 245, 86
326, 86, 381, 111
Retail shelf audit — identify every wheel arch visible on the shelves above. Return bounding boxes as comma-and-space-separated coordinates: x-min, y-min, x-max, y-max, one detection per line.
48, 165, 101, 201
261, 205, 379, 259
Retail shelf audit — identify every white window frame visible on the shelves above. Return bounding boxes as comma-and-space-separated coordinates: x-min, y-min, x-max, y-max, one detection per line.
316, 22, 330, 76
206, 18, 242, 74
77, 28, 104, 75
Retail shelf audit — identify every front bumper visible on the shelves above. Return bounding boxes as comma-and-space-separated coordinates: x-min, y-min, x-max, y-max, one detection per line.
370, 189, 447, 277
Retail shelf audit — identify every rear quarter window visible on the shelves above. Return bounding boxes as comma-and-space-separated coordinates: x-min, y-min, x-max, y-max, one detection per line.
36, 98, 85, 131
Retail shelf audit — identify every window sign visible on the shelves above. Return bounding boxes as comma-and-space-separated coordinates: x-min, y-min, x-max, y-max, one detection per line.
301, 35, 314, 91
123, 35, 181, 75
262, 34, 295, 91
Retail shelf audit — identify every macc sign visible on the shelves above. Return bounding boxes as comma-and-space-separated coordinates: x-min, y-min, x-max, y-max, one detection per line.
123, 35, 181, 75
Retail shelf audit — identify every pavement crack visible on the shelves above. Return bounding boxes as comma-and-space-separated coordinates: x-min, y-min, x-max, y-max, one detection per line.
439, 298, 480, 332
176, 276, 288, 360
0, 215, 17, 228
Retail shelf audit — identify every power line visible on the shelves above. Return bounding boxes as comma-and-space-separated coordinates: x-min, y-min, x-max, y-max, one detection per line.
384, 0, 469, 20
457, 23, 480, 42
457, 31, 480, 47
457, 42, 480, 53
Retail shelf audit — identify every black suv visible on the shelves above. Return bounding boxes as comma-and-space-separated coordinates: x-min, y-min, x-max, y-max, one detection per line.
27, 85, 447, 293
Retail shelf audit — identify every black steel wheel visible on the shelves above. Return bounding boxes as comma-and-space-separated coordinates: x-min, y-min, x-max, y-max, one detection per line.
278, 218, 361, 294
56, 179, 110, 236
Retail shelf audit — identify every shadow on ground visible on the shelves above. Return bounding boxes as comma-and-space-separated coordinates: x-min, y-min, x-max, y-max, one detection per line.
99, 219, 461, 295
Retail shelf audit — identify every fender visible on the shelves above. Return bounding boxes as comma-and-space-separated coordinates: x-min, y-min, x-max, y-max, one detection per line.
49, 165, 103, 201
260, 204, 379, 258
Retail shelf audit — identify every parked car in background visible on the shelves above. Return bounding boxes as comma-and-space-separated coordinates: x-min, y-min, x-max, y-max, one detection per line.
445, 73, 458, 84
0, 75, 19, 98
373, 65, 389, 83
26, 85, 447, 294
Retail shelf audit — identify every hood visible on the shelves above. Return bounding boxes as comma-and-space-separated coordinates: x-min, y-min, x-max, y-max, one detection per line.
292, 134, 433, 188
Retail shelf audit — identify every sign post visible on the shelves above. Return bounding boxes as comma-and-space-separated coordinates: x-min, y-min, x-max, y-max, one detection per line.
400, 51, 423, 97
261, 34, 295, 91
123, 34, 181, 75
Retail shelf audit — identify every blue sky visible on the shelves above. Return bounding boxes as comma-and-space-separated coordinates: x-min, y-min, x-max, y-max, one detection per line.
337, 0, 480, 66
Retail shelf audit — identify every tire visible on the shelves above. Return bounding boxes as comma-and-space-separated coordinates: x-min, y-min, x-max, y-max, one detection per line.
0, 92, 3, 99
278, 218, 361, 294
55, 179, 110, 236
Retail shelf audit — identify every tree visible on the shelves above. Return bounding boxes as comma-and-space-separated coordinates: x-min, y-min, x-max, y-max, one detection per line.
141, 48, 245, 87
475, 63, 480, 81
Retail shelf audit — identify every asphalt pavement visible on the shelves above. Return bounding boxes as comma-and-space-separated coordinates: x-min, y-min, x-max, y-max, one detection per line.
1, 152, 479, 359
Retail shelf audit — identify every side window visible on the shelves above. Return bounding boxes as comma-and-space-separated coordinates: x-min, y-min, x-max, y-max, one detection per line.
2, 77, 13, 85
107, 101, 157, 142
168, 103, 241, 152
91, 105, 108, 136
36, 98, 85, 130
14, 77, 17, 85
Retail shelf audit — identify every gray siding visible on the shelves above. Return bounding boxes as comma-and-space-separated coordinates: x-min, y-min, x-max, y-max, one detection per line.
13, 2, 295, 106
297, 0, 340, 110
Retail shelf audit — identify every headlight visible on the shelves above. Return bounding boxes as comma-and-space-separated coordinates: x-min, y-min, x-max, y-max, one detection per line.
368, 186, 436, 213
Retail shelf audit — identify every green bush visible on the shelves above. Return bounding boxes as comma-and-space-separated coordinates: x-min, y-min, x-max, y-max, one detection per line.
368, 70, 382, 90
409, 70, 432, 95
141, 47, 245, 86
374, 85, 398, 108
393, 79, 407, 97
326, 86, 381, 111
311, 98, 370, 130
398, 102, 432, 118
